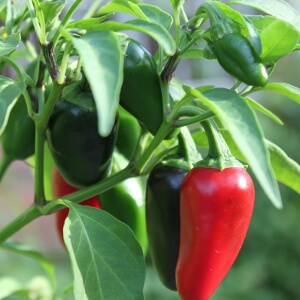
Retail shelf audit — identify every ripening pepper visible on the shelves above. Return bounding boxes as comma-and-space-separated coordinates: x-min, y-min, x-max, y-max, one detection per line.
212, 33, 268, 87
52, 168, 101, 246
146, 162, 188, 290
120, 39, 164, 136
47, 96, 118, 188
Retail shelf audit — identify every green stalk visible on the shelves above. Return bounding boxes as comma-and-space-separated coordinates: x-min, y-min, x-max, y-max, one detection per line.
196, 119, 244, 170
52, 0, 83, 46
0, 205, 41, 244
34, 81, 63, 206
134, 121, 172, 174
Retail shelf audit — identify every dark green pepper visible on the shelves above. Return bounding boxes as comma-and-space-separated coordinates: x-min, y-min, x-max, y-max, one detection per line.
120, 39, 164, 136
0, 96, 35, 172
146, 162, 188, 290
100, 151, 148, 254
115, 106, 141, 161
47, 96, 118, 188
212, 33, 268, 87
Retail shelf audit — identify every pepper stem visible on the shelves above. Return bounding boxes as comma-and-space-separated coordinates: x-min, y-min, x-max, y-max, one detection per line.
195, 119, 244, 170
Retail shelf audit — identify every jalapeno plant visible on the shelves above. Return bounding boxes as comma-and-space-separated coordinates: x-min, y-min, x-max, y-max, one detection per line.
0, 0, 299, 299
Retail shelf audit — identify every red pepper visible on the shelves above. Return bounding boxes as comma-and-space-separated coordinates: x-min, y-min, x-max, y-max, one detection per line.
176, 167, 254, 300
52, 168, 101, 246
175, 120, 255, 300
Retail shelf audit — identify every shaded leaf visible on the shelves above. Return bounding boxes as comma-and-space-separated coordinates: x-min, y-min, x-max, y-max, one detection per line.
0, 32, 21, 55
0, 241, 56, 289
91, 20, 176, 56
64, 203, 145, 300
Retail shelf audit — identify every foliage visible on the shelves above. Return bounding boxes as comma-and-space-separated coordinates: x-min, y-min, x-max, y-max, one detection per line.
0, 0, 299, 299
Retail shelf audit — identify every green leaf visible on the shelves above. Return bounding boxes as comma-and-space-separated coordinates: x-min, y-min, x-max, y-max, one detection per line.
40, 0, 65, 31
226, 0, 300, 31
91, 20, 176, 56
258, 82, 300, 104
0, 241, 56, 289
97, 0, 147, 19
0, 76, 26, 136
259, 19, 299, 62
66, 15, 114, 30
0, 32, 21, 55
193, 130, 300, 195
64, 203, 145, 300
266, 140, 300, 195
245, 97, 283, 125
185, 86, 282, 208
71, 30, 123, 137
138, 4, 173, 30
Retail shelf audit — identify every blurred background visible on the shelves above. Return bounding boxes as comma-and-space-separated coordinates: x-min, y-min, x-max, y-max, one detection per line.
0, 0, 299, 299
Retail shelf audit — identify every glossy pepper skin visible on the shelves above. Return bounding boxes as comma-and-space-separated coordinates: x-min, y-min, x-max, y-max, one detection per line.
1, 96, 35, 163
115, 106, 141, 161
146, 163, 188, 290
176, 167, 255, 300
52, 168, 101, 246
120, 39, 164, 136
47, 98, 118, 188
100, 176, 148, 255
212, 33, 268, 87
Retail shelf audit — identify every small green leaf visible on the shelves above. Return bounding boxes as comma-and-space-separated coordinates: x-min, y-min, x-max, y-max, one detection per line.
91, 20, 176, 56
138, 4, 173, 30
0, 76, 26, 136
0, 241, 56, 289
67, 15, 114, 30
185, 86, 282, 208
226, 0, 300, 31
258, 82, 300, 104
97, 0, 147, 19
64, 203, 145, 300
259, 19, 299, 62
71, 30, 123, 137
246, 97, 283, 125
0, 32, 21, 55
40, 0, 65, 31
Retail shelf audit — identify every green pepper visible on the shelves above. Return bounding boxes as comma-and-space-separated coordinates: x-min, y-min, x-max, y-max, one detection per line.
146, 162, 188, 290
120, 39, 164, 136
0, 96, 35, 173
99, 151, 148, 254
115, 106, 141, 161
47, 96, 118, 188
212, 33, 268, 87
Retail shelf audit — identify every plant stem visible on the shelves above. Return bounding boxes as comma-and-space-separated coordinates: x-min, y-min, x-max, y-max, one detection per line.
34, 126, 46, 206
134, 121, 172, 174
52, 0, 83, 46
0, 205, 41, 244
